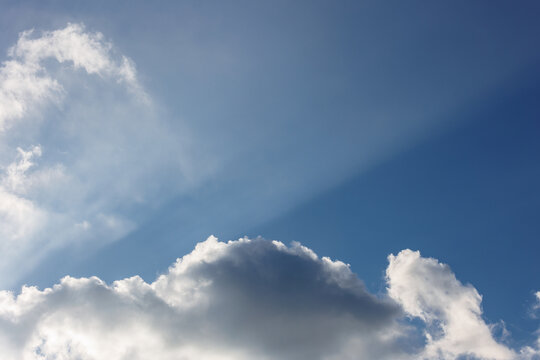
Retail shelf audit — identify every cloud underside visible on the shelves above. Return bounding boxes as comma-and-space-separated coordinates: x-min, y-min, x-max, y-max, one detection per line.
0, 237, 538, 360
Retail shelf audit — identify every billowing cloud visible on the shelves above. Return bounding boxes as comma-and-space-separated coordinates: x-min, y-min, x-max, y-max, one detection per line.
1, 23, 538, 359
0, 237, 412, 360
0, 237, 538, 360
387, 249, 520, 360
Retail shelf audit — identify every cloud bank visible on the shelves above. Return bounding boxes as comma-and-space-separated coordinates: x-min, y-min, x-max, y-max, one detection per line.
0, 237, 538, 360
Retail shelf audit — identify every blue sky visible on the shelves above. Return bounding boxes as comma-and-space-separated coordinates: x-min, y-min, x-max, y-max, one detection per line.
1, 1, 540, 359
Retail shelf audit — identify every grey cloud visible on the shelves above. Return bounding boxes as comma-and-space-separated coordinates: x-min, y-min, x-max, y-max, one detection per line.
2, 237, 539, 359
0, 237, 413, 360
164, 238, 401, 358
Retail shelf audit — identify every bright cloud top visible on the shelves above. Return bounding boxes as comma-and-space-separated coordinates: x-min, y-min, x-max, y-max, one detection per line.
0, 237, 538, 360
0, 24, 194, 288
387, 250, 518, 360
0, 237, 402, 360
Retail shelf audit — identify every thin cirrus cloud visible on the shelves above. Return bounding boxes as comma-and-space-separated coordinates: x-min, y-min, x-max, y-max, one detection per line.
0, 23, 197, 288
0, 236, 538, 360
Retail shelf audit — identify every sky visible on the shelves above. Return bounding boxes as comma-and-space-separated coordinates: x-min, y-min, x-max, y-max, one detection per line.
0, 1, 539, 359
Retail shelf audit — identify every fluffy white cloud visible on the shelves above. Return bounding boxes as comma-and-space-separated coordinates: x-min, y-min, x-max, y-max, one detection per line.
0, 24, 538, 358
0, 237, 539, 359
386, 249, 516, 360
0, 237, 412, 360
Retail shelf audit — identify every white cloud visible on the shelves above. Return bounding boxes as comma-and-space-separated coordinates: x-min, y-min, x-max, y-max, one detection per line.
0, 186, 47, 252
0, 237, 539, 359
0, 24, 197, 287
0, 146, 57, 285
520, 345, 540, 360
2, 145, 42, 193
0, 57, 62, 131
519, 292, 540, 359
1, 23, 538, 359
0, 23, 145, 131
0, 237, 412, 360
386, 249, 516, 360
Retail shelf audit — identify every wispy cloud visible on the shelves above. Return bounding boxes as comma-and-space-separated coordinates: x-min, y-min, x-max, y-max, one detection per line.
0, 24, 193, 287
0, 23, 144, 131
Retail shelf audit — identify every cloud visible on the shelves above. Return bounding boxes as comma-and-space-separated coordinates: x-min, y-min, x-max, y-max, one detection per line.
0, 146, 55, 285
0, 237, 539, 359
386, 249, 516, 360
0, 237, 413, 360
0, 24, 198, 287
519, 292, 540, 359
1, 22, 538, 359
2, 145, 44, 193
0, 23, 144, 132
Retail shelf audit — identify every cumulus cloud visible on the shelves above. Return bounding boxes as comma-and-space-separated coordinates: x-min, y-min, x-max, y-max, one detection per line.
386, 249, 516, 360
0, 237, 413, 360
0, 24, 198, 287
1, 24, 538, 359
0, 237, 539, 359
